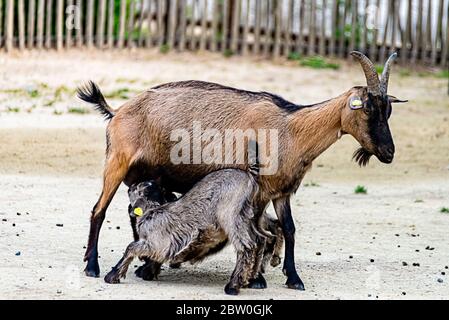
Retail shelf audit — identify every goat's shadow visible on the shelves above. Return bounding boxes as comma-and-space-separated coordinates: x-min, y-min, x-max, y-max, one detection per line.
131, 263, 231, 287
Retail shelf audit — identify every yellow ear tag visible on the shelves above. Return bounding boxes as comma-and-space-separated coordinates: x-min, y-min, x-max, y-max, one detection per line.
133, 207, 143, 217
352, 99, 362, 107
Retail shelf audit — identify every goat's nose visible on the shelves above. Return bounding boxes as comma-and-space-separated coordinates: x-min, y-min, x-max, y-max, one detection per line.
386, 147, 394, 156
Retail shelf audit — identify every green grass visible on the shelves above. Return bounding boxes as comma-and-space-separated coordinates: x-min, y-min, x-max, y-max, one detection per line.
287, 52, 302, 61
7, 106, 20, 113
300, 56, 340, 70
223, 49, 234, 58
68, 107, 89, 114
354, 185, 367, 194
159, 44, 170, 54
304, 181, 320, 187
27, 89, 40, 98
414, 199, 424, 203
116, 78, 139, 84
441, 207, 449, 213
375, 65, 384, 74
399, 69, 412, 77
54, 85, 72, 99
436, 70, 449, 79
104, 88, 132, 99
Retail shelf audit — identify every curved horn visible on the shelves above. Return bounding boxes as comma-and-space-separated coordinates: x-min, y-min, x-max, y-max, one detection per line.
380, 52, 397, 94
350, 51, 381, 96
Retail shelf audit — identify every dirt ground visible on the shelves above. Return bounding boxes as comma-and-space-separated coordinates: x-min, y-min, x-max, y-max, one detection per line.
0, 50, 448, 300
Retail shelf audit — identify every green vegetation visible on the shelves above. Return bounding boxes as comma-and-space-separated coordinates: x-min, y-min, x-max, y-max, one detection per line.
441, 207, 449, 214
7, 107, 20, 113
223, 49, 234, 58
436, 70, 449, 79
53, 110, 63, 115
375, 65, 384, 74
68, 107, 89, 114
104, 88, 133, 99
287, 52, 302, 61
159, 44, 170, 54
304, 181, 320, 187
414, 199, 424, 203
354, 185, 367, 194
300, 56, 340, 70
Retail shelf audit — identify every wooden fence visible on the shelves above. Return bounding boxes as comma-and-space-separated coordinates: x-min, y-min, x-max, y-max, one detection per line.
0, 0, 448, 67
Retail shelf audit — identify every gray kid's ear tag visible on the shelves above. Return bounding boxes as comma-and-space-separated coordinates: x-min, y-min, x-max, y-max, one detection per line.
349, 97, 364, 110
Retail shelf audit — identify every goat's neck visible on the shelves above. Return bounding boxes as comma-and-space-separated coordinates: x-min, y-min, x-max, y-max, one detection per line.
288, 93, 348, 163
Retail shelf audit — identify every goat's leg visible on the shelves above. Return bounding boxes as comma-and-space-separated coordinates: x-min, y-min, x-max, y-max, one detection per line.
273, 196, 305, 290
104, 241, 143, 284
246, 234, 267, 289
84, 154, 130, 277
225, 249, 256, 295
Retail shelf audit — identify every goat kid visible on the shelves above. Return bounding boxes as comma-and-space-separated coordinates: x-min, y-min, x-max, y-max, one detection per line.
105, 148, 281, 295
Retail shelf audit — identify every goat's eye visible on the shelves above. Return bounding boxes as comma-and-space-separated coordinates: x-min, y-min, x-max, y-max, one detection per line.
363, 107, 371, 115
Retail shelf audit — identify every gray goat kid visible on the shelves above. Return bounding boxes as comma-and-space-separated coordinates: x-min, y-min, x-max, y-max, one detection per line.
104, 145, 282, 295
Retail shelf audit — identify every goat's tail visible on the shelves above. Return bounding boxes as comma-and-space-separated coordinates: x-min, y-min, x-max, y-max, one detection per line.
77, 81, 115, 121
248, 140, 260, 179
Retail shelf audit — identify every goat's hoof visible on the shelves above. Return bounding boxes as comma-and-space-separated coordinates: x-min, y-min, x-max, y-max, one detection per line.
270, 256, 282, 267
286, 277, 305, 291
141, 271, 156, 281
135, 265, 144, 278
104, 272, 120, 284
224, 284, 240, 296
246, 274, 267, 289
169, 262, 182, 269
84, 261, 100, 278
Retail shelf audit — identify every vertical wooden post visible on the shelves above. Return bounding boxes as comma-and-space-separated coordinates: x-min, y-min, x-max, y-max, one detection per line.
107, 0, 115, 48
18, 0, 26, 50
157, 0, 164, 47
242, 0, 250, 55
379, 1, 391, 62
263, 0, 271, 57
391, 0, 399, 55
36, 0, 45, 49
199, 0, 207, 51
431, 0, 443, 65
273, 0, 282, 58
319, 0, 327, 56
137, 0, 145, 47
329, 0, 337, 56
402, 0, 412, 63
127, 0, 136, 48
0, 0, 3, 47
56, 0, 63, 50
118, 0, 127, 48
230, 0, 240, 54
253, 0, 261, 54
86, 0, 94, 48
28, 0, 36, 49
45, 0, 53, 49
97, 0, 107, 48
211, 0, 219, 52
284, 0, 294, 57
297, 0, 305, 55
146, 0, 153, 48
361, 0, 367, 54
66, 0, 74, 48
308, 0, 316, 56
349, 0, 357, 54
370, 0, 380, 61
5, 0, 14, 51
221, 0, 229, 53
338, 0, 347, 57
178, 0, 186, 51
76, 0, 83, 47
424, 0, 432, 62
412, 0, 423, 63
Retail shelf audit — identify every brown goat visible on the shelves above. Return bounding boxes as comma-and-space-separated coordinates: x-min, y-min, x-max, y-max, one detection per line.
79, 52, 406, 290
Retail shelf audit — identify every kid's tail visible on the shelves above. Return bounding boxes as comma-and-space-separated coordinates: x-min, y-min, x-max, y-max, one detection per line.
77, 81, 115, 120
248, 140, 260, 178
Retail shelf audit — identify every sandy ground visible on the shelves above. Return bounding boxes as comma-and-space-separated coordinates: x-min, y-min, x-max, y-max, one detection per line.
0, 50, 448, 300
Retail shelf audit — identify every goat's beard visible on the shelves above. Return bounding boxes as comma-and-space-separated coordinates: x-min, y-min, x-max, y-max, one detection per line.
352, 147, 372, 167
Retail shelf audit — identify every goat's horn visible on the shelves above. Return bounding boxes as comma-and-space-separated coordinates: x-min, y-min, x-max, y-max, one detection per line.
380, 52, 397, 94
350, 51, 381, 96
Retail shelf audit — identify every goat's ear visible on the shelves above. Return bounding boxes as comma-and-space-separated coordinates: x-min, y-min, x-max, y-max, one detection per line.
388, 95, 408, 103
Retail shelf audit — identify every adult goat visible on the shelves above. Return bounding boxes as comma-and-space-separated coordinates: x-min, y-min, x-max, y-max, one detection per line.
78, 51, 406, 290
